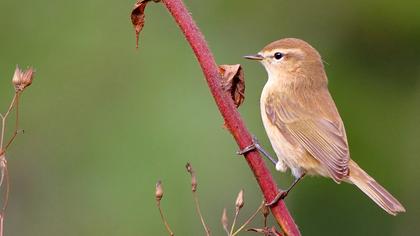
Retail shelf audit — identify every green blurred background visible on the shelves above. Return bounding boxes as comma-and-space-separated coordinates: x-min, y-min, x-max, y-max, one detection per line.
0, 0, 419, 235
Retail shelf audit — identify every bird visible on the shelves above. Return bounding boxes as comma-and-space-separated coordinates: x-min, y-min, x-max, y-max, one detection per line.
242, 38, 405, 215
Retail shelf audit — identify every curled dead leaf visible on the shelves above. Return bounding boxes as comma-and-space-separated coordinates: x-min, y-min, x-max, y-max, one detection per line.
131, 0, 160, 48
219, 64, 245, 108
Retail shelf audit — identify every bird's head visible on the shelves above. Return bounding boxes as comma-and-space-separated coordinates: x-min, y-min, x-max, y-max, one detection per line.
245, 38, 327, 86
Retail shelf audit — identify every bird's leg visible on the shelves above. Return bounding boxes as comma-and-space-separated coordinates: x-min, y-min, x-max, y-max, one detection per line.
236, 135, 277, 166
265, 173, 306, 207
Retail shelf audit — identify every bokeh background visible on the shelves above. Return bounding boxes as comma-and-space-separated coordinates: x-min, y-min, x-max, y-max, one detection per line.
0, 0, 419, 235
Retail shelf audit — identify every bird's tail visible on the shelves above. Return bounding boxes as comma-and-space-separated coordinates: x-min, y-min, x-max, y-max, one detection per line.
347, 160, 405, 215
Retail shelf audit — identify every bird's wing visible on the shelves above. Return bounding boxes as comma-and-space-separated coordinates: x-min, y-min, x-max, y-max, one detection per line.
265, 92, 349, 182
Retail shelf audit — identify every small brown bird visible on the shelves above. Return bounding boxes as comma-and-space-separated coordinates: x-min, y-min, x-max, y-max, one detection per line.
244, 38, 405, 215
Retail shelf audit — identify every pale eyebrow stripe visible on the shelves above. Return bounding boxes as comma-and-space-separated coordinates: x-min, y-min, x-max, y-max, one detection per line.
264, 48, 304, 57
279, 48, 304, 55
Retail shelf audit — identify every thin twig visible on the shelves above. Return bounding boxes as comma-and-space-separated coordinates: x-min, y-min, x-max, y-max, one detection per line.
3, 92, 18, 119
0, 120, 4, 149
0, 92, 19, 148
0, 158, 9, 236
0, 215, 3, 236
3, 131, 18, 152
193, 191, 210, 236
232, 201, 265, 236
1, 163, 9, 213
185, 163, 210, 236
2, 93, 22, 153
229, 210, 239, 236
262, 204, 270, 228
264, 214, 268, 228
157, 201, 174, 236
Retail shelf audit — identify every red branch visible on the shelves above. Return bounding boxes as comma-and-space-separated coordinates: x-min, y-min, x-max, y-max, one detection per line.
158, 0, 301, 235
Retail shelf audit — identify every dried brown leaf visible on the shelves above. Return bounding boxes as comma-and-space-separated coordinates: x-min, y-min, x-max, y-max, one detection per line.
219, 64, 245, 108
131, 0, 153, 48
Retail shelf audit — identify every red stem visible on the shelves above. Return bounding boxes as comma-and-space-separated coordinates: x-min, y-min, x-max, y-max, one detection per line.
159, 0, 301, 235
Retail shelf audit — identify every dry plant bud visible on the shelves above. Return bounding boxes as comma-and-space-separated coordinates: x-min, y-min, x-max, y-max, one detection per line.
155, 180, 164, 201
131, 0, 160, 48
191, 174, 197, 192
235, 189, 244, 210
221, 208, 229, 233
219, 64, 245, 108
185, 162, 193, 173
185, 162, 197, 192
262, 204, 270, 218
12, 65, 35, 92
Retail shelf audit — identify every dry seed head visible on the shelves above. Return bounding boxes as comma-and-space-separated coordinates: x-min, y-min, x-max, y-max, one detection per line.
262, 204, 270, 217
12, 65, 35, 91
221, 208, 229, 232
155, 180, 164, 201
235, 189, 244, 210
185, 162, 193, 174
191, 174, 197, 192
185, 162, 197, 192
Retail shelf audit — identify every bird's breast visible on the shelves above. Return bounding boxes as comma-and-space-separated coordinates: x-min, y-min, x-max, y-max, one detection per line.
260, 83, 320, 177
260, 84, 300, 168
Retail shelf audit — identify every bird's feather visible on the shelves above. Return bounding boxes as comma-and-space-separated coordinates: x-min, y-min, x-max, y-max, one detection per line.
265, 90, 349, 182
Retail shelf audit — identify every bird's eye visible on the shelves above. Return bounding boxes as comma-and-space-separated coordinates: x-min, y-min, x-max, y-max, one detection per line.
274, 52, 283, 60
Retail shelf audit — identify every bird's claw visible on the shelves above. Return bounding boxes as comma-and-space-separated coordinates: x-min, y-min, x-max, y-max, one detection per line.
237, 135, 260, 155
265, 190, 288, 207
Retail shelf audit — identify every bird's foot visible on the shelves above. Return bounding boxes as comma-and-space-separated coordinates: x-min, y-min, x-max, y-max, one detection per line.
237, 142, 257, 155
236, 135, 277, 166
265, 190, 288, 207
237, 135, 262, 155
265, 173, 306, 207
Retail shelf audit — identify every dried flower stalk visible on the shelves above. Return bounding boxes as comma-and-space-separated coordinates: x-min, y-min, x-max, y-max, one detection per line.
0, 65, 34, 236
155, 180, 174, 236
185, 163, 210, 236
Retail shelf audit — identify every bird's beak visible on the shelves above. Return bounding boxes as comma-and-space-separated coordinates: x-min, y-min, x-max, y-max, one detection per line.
243, 54, 264, 61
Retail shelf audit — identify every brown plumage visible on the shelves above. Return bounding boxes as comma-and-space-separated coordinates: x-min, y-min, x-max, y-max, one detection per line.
247, 38, 405, 215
